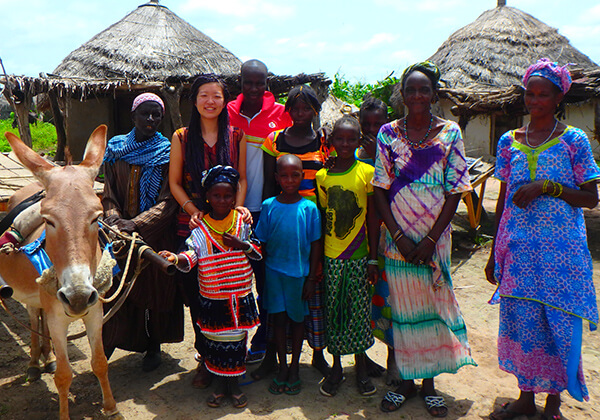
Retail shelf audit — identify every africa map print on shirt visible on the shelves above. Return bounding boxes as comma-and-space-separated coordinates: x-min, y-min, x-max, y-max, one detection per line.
324, 186, 362, 240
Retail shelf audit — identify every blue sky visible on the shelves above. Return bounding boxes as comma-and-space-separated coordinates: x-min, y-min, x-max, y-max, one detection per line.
1, 0, 599, 83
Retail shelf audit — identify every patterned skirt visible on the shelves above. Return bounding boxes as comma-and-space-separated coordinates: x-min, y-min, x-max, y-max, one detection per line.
371, 256, 394, 347
324, 257, 374, 356
203, 331, 248, 377
386, 258, 475, 379
498, 297, 588, 401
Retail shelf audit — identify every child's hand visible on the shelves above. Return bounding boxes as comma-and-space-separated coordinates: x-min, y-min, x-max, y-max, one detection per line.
367, 265, 379, 285
302, 277, 316, 300
158, 250, 176, 263
323, 155, 336, 170
222, 232, 247, 250
360, 133, 377, 160
189, 211, 204, 230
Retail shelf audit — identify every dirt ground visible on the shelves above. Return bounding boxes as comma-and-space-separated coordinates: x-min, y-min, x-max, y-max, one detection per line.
1, 177, 599, 420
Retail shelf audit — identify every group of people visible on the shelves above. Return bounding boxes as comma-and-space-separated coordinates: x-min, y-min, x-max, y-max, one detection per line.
82, 57, 598, 419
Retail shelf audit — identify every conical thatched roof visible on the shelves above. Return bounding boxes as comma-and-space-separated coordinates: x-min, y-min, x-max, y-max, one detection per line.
53, 0, 241, 83
428, 5, 598, 90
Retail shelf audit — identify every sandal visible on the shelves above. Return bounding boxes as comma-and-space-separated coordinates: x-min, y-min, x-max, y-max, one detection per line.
489, 402, 537, 420
380, 389, 417, 413
231, 393, 248, 409
423, 395, 448, 418
268, 378, 286, 395
206, 393, 225, 408
357, 377, 377, 396
319, 375, 346, 397
285, 379, 302, 395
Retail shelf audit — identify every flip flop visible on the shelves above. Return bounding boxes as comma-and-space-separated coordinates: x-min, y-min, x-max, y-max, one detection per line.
285, 379, 302, 395
268, 378, 286, 395
319, 375, 346, 397
380, 389, 417, 413
423, 395, 448, 418
206, 393, 225, 408
231, 393, 248, 409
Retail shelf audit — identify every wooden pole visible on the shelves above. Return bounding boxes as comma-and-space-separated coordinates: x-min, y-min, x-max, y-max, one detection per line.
48, 89, 67, 161
161, 83, 183, 131
0, 58, 33, 147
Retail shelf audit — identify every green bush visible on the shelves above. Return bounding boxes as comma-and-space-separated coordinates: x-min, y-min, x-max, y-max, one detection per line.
329, 73, 400, 118
0, 117, 57, 156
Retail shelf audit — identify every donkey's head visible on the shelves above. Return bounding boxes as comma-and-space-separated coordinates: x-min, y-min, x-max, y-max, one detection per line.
5, 126, 107, 316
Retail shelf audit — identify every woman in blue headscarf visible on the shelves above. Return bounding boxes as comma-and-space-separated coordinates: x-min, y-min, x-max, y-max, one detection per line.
486, 59, 600, 420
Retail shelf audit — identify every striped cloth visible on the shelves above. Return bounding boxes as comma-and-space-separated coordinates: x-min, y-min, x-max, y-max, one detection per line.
104, 129, 170, 213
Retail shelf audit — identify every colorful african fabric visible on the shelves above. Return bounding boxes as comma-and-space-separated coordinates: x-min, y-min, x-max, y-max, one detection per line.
173, 126, 244, 237
370, 253, 394, 347
228, 92, 293, 212
178, 210, 260, 377
316, 160, 374, 260
492, 126, 600, 400
372, 119, 475, 379
324, 257, 374, 356
261, 129, 330, 202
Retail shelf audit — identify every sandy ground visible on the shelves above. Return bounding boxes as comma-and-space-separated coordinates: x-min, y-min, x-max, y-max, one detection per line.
1, 177, 600, 420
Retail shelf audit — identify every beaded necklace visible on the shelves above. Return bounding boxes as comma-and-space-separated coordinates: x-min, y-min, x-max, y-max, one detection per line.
525, 119, 558, 148
403, 114, 433, 146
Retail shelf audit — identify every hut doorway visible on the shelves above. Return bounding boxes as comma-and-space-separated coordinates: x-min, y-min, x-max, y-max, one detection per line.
490, 113, 522, 156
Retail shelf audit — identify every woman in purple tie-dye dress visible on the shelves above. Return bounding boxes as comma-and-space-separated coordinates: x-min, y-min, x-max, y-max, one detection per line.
373, 62, 475, 417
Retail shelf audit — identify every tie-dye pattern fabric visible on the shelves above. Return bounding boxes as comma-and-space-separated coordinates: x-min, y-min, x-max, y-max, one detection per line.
372, 119, 475, 379
492, 126, 600, 400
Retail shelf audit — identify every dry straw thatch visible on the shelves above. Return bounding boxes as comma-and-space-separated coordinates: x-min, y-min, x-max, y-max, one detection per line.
52, 0, 241, 83
429, 5, 598, 91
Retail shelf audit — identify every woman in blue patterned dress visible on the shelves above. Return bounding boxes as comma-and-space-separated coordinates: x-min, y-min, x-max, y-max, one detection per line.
485, 59, 600, 420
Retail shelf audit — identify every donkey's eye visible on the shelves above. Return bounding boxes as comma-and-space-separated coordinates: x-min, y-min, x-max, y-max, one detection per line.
44, 218, 56, 228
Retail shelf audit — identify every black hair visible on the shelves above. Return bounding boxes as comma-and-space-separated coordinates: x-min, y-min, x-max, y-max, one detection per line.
185, 74, 232, 195
331, 115, 361, 138
275, 154, 303, 173
359, 97, 388, 121
285, 85, 321, 114
241, 59, 268, 77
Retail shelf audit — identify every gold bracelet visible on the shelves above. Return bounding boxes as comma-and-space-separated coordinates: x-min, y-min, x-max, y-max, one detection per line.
426, 235, 437, 245
543, 179, 549, 194
173, 254, 179, 266
551, 182, 563, 197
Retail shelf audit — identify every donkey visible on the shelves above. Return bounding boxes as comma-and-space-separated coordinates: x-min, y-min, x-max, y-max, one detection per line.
0, 125, 120, 419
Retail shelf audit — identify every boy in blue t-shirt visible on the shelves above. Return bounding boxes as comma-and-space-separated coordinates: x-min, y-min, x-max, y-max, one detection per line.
255, 154, 321, 396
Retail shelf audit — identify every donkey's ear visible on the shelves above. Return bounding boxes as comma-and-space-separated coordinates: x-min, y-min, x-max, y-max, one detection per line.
79, 125, 107, 174
5, 132, 54, 183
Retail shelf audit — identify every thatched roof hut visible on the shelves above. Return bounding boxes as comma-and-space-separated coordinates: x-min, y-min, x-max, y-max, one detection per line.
53, 0, 241, 82
387, 1, 600, 157
1, 0, 330, 159
429, 3, 598, 91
